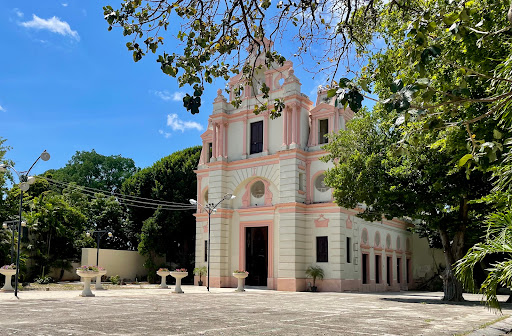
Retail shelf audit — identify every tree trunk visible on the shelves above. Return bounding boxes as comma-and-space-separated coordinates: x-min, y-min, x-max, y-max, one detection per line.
437, 197, 469, 302
441, 263, 464, 301
439, 227, 465, 302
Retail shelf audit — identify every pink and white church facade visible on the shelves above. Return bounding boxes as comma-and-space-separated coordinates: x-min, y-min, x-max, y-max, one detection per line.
193, 46, 441, 292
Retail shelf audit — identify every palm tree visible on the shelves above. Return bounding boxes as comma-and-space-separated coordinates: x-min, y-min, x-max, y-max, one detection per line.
305, 265, 324, 291
455, 210, 512, 311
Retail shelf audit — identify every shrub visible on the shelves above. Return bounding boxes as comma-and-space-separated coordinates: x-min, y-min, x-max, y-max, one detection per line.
109, 275, 121, 285
35, 275, 53, 284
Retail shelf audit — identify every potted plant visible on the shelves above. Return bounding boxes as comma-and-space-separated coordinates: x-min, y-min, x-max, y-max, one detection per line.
170, 268, 188, 293
0, 264, 17, 291
193, 266, 207, 286
76, 265, 100, 297
232, 270, 249, 292
156, 268, 170, 289
305, 265, 324, 292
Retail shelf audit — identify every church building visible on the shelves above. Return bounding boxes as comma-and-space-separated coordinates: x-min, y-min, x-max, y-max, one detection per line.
193, 41, 441, 292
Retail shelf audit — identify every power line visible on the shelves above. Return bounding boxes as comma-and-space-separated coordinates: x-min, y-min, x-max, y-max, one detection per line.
39, 177, 197, 212
41, 176, 194, 206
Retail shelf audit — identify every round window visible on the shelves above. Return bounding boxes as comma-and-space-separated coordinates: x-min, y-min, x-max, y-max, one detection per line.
251, 181, 265, 198
314, 174, 329, 192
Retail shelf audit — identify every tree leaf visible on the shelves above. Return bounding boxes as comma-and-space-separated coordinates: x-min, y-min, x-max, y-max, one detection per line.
458, 154, 473, 168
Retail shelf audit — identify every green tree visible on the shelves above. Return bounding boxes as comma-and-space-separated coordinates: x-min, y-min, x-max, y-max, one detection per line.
0, 137, 14, 266
456, 209, 512, 310
323, 106, 498, 301
122, 146, 201, 280
25, 193, 87, 279
51, 150, 138, 193
321, 0, 512, 303
84, 193, 131, 250
102, 0, 387, 117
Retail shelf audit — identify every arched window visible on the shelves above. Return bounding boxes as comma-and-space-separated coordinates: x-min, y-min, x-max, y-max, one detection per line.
361, 229, 368, 245
386, 234, 392, 249
374, 232, 381, 247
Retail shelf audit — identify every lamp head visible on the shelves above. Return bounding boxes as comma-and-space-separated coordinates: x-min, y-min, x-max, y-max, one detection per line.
223, 193, 234, 201
2, 223, 7, 229
189, 199, 197, 205
86, 232, 91, 238
40, 151, 50, 162
21, 221, 27, 227
19, 182, 30, 192
27, 176, 36, 185
108, 232, 113, 237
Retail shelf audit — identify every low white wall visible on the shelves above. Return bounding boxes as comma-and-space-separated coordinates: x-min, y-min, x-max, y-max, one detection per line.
81, 248, 164, 282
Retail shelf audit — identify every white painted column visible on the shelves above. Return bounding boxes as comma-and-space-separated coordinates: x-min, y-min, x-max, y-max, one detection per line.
224, 122, 228, 158
263, 111, 269, 153
242, 116, 248, 157
212, 122, 217, 160
296, 105, 301, 146
291, 105, 297, 145
219, 122, 225, 158
282, 108, 288, 147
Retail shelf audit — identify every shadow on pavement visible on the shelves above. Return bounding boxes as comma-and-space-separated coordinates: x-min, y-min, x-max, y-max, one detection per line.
380, 297, 512, 308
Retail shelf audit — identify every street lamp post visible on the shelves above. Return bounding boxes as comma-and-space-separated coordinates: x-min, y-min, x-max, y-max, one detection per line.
0, 150, 50, 298
190, 193, 236, 292
2, 220, 27, 264
86, 230, 113, 266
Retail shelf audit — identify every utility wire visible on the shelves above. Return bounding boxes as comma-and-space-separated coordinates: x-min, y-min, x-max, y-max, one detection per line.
40, 177, 197, 211
41, 176, 194, 206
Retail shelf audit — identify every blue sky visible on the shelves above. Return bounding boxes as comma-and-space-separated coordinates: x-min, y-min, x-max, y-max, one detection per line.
0, 1, 349, 175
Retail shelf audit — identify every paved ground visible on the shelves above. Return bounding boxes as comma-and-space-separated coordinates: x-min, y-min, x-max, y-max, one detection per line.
0, 286, 510, 335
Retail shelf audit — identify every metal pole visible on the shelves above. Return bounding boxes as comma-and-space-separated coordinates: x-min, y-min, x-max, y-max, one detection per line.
96, 233, 100, 266
14, 190, 23, 298
207, 207, 211, 292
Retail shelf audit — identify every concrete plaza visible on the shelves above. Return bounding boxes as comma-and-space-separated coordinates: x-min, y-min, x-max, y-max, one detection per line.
0, 286, 510, 335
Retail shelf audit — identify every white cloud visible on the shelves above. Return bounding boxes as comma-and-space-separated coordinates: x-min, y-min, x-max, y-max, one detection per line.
171, 91, 185, 101
0, 105, 6, 112
158, 129, 171, 138
166, 114, 203, 132
62, 3, 68, 7
20, 14, 80, 41
153, 90, 185, 102
13, 8, 24, 18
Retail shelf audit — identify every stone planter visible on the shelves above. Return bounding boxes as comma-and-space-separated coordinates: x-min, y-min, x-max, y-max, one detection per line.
0, 269, 16, 291
170, 271, 188, 293
95, 269, 108, 290
76, 271, 100, 297
233, 272, 249, 292
157, 271, 171, 289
